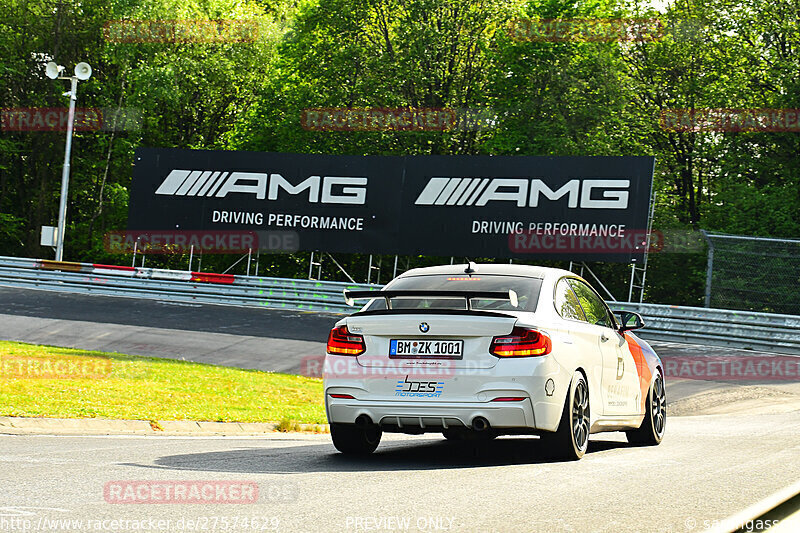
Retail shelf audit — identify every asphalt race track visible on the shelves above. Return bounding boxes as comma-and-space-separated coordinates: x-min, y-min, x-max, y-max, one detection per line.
1, 415, 800, 533
1, 285, 800, 532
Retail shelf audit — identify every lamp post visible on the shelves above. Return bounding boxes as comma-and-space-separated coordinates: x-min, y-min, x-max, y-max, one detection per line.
45, 61, 92, 261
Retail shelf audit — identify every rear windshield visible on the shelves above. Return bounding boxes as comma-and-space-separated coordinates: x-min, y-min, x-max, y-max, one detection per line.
364, 274, 542, 312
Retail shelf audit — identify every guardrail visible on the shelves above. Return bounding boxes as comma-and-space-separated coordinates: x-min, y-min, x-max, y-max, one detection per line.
0, 256, 798, 354
609, 302, 800, 355
0, 256, 376, 314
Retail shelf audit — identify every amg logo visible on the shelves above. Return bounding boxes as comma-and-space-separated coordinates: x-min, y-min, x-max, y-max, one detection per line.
154, 170, 368, 205
414, 177, 630, 209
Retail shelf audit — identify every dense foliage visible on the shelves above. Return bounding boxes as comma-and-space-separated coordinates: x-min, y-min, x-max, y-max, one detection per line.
1, 0, 798, 306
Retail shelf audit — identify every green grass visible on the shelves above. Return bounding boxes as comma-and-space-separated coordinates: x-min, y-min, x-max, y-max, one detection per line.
0, 341, 326, 424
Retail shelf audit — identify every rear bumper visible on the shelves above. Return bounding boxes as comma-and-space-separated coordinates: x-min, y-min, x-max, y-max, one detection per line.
323, 353, 573, 432
324, 359, 573, 432
326, 397, 535, 431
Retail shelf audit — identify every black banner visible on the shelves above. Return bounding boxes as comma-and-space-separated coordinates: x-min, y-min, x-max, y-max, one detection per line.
129, 148, 654, 262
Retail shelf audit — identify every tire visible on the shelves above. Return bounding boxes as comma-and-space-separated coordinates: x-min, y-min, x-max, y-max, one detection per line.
626, 369, 666, 446
330, 423, 382, 454
541, 372, 590, 461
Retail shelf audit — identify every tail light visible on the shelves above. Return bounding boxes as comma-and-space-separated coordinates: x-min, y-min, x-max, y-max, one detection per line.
491, 397, 527, 402
327, 325, 366, 356
490, 327, 552, 358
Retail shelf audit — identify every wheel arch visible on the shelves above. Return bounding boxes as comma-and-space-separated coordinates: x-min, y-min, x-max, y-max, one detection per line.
576, 365, 605, 425
555, 366, 598, 429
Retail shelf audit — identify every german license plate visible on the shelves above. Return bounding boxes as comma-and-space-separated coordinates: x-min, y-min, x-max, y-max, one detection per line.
389, 339, 463, 358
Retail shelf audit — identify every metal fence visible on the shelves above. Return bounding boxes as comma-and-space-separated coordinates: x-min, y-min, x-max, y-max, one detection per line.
702, 231, 800, 315
1, 255, 798, 354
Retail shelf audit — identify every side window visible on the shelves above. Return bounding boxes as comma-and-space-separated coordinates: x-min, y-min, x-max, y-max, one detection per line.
554, 279, 586, 321
568, 279, 612, 328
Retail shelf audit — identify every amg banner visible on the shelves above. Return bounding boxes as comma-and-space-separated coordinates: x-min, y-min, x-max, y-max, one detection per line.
129, 148, 654, 262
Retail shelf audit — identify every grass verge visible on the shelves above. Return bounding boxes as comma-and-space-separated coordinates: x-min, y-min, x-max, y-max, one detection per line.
0, 341, 325, 424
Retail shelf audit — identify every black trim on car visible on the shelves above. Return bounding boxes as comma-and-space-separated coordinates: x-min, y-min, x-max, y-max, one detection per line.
349, 308, 516, 319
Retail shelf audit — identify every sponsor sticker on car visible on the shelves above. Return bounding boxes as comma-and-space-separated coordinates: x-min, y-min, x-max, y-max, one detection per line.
395, 376, 445, 397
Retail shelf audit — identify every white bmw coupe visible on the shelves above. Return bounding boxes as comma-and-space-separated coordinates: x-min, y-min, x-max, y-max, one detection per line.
324, 263, 665, 460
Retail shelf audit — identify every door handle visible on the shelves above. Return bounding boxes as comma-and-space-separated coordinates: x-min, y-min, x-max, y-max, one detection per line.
601, 334, 609, 342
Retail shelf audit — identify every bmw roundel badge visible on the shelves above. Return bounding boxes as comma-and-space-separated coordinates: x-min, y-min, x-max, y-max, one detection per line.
419, 322, 430, 333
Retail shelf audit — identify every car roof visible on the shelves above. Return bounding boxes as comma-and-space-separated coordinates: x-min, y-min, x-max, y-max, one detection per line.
395, 263, 574, 280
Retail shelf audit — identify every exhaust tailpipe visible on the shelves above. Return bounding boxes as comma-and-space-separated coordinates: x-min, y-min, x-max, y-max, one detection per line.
355, 414, 373, 427
472, 416, 490, 432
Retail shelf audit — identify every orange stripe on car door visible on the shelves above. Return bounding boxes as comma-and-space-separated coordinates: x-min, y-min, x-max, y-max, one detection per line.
624, 333, 652, 412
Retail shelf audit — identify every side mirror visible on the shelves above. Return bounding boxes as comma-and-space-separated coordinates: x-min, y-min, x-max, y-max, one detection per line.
616, 311, 645, 332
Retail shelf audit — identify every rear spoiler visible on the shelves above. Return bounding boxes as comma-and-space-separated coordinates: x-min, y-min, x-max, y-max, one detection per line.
343, 289, 519, 310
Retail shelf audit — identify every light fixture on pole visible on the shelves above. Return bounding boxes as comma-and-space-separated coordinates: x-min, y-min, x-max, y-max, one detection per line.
45, 60, 92, 261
